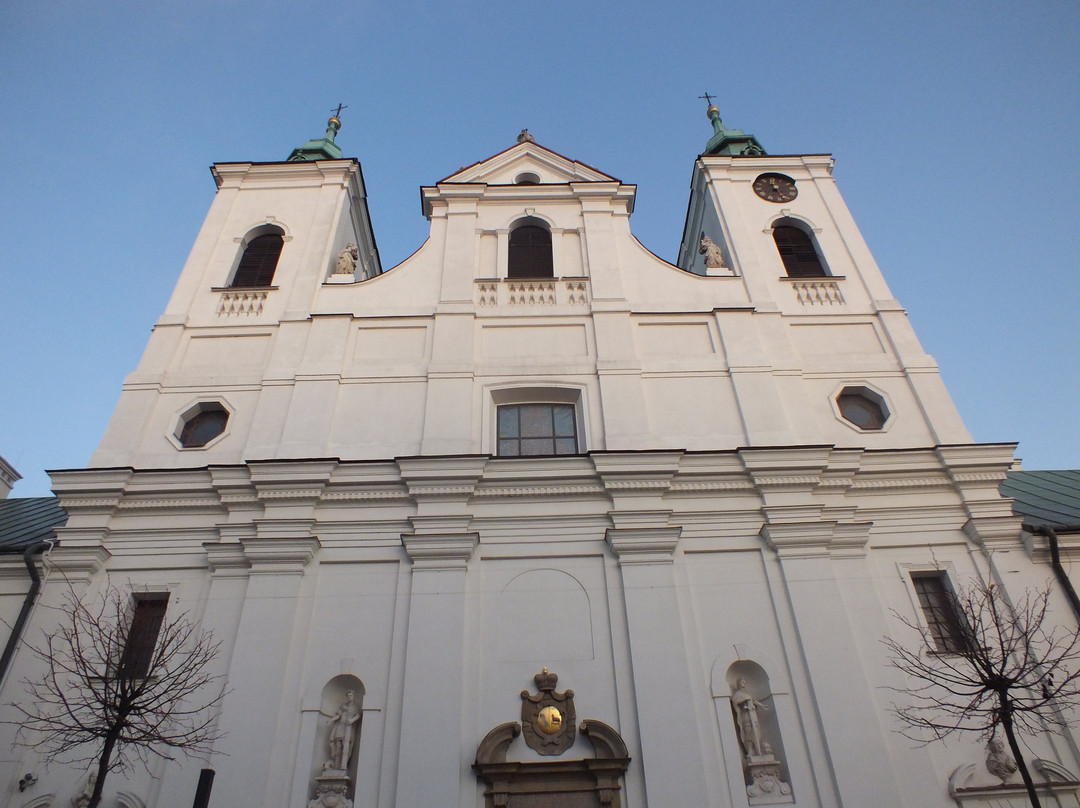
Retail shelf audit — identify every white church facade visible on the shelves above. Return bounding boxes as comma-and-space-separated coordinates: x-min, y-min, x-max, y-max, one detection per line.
3, 111, 1079, 808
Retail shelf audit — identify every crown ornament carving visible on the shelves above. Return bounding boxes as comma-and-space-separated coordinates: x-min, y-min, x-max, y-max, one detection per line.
521, 668, 576, 755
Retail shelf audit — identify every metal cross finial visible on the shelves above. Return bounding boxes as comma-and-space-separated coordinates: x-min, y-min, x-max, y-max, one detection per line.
698, 93, 716, 107
331, 103, 348, 119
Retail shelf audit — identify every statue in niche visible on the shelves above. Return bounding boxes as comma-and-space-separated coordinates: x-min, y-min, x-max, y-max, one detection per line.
728, 663, 793, 805
335, 243, 359, 276
985, 736, 1018, 783
327, 690, 361, 771
699, 232, 726, 270
71, 771, 97, 808
732, 676, 768, 757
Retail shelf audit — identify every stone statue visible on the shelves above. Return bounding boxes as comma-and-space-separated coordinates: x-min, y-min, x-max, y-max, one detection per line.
699, 233, 725, 269
986, 736, 1018, 782
71, 771, 97, 808
327, 690, 361, 771
335, 243, 359, 276
732, 677, 768, 758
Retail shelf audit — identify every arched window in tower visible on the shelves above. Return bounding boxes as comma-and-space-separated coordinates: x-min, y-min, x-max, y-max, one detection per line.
773, 224, 827, 278
230, 231, 284, 288
508, 223, 554, 279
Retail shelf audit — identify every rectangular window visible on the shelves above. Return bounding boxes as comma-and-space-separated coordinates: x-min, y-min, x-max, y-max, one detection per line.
497, 403, 578, 457
910, 573, 969, 653
118, 593, 169, 679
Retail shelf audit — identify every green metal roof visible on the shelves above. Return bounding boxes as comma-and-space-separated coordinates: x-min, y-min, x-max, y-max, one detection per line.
287, 116, 344, 162
1001, 470, 1080, 529
702, 106, 766, 157
0, 497, 67, 553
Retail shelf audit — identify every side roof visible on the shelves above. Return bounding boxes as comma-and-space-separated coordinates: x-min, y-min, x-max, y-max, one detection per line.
0, 497, 67, 553
1001, 470, 1080, 528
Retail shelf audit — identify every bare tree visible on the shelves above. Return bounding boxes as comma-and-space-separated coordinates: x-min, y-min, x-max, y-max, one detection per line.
884, 578, 1080, 808
8, 583, 226, 808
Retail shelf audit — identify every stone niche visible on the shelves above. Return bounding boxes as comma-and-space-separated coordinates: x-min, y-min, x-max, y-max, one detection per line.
473, 670, 630, 808
306, 675, 364, 808
727, 660, 793, 805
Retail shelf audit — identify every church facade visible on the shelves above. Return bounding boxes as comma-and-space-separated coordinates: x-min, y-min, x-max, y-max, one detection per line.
3, 111, 1078, 808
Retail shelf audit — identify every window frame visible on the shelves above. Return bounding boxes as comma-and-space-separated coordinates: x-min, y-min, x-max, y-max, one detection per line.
496, 402, 579, 457
171, 398, 233, 451
829, 382, 894, 434
229, 232, 284, 288
117, 592, 170, 680
897, 563, 972, 655
507, 221, 554, 279
771, 221, 829, 278
486, 386, 587, 457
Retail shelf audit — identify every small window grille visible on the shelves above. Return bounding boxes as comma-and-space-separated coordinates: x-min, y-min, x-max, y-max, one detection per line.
117, 594, 169, 679
508, 225, 554, 279
773, 225, 826, 278
911, 573, 970, 653
231, 233, 284, 288
497, 404, 578, 456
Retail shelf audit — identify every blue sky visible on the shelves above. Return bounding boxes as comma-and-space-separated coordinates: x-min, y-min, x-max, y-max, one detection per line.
2, 1, 1078, 497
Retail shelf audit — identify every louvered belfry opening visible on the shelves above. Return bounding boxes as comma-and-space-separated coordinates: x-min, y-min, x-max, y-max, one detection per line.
231, 233, 284, 287
773, 225, 826, 278
508, 225, 554, 278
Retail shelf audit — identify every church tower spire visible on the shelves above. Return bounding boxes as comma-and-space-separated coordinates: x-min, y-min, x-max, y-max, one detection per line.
698, 95, 766, 156
287, 105, 347, 161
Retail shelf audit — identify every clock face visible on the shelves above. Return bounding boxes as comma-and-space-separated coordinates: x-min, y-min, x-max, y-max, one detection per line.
753, 173, 797, 203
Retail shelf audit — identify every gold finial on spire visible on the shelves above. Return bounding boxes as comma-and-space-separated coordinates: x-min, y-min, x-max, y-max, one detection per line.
698, 92, 719, 119
328, 103, 347, 132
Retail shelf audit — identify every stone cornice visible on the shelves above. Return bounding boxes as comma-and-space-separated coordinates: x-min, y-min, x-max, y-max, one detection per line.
397, 456, 488, 500
44, 546, 111, 580
202, 541, 251, 575
211, 159, 358, 190
239, 537, 321, 574
761, 520, 871, 559
34, 450, 1026, 555
606, 526, 682, 564
401, 532, 478, 569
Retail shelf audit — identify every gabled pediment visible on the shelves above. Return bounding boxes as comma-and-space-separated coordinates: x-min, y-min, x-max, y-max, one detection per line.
439, 141, 619, 185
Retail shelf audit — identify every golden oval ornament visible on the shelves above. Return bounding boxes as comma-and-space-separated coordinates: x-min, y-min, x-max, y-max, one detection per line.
537, 705, 563, 735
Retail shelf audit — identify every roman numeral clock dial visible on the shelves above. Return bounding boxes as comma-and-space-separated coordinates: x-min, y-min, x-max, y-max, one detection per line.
753, 173, 797, 203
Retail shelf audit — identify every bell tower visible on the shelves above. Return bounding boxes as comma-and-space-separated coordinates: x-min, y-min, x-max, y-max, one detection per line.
91, 114, 382, 469
676, 100, 970, 448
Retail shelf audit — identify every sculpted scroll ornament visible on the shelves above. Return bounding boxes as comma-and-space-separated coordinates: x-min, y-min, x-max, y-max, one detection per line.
307, 780, 352, 808
521, 668, 576, 755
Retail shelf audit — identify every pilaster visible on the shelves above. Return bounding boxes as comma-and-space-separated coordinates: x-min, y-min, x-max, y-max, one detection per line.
761, 518, 901, 806
606, 524, 711, 806
209, 534, 320, 807
395, 530, 478, 807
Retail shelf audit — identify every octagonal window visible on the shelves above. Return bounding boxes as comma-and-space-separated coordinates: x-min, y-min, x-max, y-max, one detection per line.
176, 402, 229, 448
836, 387, 889, 430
